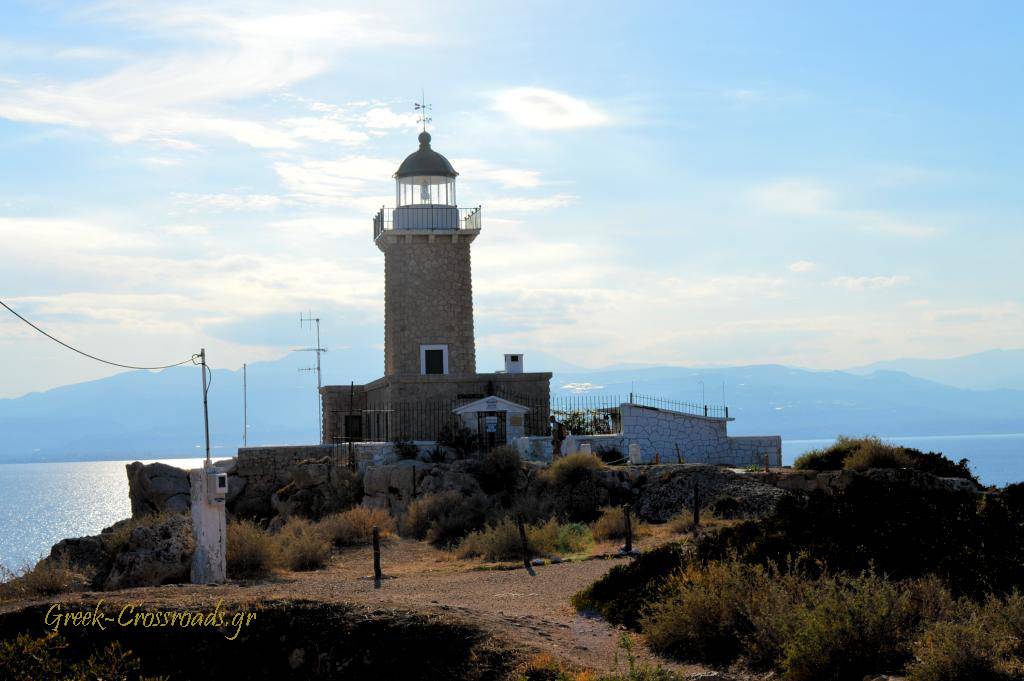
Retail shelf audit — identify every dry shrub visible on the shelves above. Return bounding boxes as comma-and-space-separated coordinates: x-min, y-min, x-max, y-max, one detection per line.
591, 506, 651, 541
458, 518, 592, 562
642, 560, 769, 664
843, 437, 914, 472
276, 517, 331, 571
0, 557, 83, 600
401, 491, 489, 546
319, 507, 395, 547
227, 519, 278, 578
909, 592, 1024, 681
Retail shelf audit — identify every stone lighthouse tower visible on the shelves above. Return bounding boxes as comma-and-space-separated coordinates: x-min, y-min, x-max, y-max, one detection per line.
374, 131, 481, 377
321, 127, 550, 445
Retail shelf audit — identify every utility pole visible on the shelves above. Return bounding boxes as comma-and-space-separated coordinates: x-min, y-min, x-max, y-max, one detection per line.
242, 363, 248, 447
200, 348, 211, 464
294, 312, 327, 443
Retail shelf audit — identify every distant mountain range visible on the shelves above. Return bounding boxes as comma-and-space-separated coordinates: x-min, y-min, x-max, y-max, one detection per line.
1, 349, 1022, 463
847, 349, 1024, 391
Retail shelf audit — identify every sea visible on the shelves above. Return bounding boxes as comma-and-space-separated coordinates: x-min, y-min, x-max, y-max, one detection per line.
2, 433, 1023, 571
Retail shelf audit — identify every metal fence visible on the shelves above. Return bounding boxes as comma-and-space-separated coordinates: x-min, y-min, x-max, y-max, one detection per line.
331, 391, 729, 442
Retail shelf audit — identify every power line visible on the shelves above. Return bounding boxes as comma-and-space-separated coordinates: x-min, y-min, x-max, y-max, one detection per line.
0, 297, 198, 370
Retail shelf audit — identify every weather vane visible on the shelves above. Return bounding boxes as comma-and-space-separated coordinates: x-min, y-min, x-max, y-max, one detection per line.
415, 90, 432, 132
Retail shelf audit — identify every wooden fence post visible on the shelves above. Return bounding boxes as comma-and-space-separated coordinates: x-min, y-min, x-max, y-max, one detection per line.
517, 514, 535, 576
623, 504, 633, 554
675, 444, 682, 464
764, 452, 770, 472
692, 480, 700, 528
372, 526, 382, 589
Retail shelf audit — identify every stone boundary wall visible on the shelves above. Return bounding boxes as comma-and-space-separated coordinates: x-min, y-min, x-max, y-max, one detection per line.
729, 436, 783, 467
513, 405, 781, 467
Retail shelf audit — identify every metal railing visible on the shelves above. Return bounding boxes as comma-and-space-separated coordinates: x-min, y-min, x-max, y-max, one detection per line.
629, 393, 729, 419
373, 205, 482, 239
327, 391, 729, 442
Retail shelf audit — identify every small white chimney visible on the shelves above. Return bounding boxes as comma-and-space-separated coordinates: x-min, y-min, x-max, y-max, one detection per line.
504, 353, 524, 374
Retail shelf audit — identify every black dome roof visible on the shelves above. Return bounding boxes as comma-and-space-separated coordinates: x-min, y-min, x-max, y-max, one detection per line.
395, 132, 458, 179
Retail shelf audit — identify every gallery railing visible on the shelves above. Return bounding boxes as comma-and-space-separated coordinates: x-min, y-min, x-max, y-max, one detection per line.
373, 205, 482, 239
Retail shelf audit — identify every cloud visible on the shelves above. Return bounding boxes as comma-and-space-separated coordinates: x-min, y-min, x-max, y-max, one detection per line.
273, 156, 395, 209
453, 159, 542, 188
485, 194, 577, 212
752, 179, 936, 238
0, 6, 427, 150
492, 87, 608, 130
753, 180, 833, 216
788, 260, 818, 273
831, 275, 910, 291
174, 193, 282, 211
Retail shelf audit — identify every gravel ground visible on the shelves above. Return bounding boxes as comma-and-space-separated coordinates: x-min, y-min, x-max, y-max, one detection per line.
2, 536, 749, 678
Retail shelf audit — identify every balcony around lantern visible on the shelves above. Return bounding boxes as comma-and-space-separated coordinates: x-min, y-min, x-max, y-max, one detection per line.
373, 205, 482, 241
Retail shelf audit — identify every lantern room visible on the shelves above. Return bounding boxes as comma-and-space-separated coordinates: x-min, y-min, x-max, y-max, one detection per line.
395, 131, 457, 207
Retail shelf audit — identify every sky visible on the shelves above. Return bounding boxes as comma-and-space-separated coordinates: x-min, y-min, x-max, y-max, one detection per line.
0, 0, 1022, 399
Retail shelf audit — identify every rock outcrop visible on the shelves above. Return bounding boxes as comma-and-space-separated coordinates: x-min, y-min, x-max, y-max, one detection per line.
102, 513, 194, 590
126, 461, 190, 516
48, 513, 194, 590
745, 466, 982, 496
270, 457, 362, 522
622, 464, 786, 522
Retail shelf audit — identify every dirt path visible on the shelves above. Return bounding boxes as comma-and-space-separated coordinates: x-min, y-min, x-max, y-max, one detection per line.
4, 536, 724, 677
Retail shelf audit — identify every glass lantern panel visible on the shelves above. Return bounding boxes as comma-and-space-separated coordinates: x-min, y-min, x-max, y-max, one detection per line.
397, 176, 456, 206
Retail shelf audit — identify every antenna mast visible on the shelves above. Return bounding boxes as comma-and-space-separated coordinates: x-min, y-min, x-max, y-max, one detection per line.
294, 312, 327, 443
242, 363, 248, 447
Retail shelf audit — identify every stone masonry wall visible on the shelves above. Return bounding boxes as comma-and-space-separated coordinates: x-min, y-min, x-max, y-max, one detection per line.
620, 404, 730, 463
382, 233, 476, 376
729, 436, 783, 467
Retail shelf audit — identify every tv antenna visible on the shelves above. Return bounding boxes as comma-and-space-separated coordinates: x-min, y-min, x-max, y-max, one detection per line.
415, 90, 432, 132
293, 312, 327, 443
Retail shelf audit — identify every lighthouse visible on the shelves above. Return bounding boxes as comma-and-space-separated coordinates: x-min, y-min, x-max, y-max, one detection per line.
321, 126, 552, 446
374, 131, 481, 377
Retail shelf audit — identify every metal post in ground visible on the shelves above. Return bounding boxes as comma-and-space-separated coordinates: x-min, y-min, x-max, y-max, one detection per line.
372, 526, 382, 589
764, 452, 770, 472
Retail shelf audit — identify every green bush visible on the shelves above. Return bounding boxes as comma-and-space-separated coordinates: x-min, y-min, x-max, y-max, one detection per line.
436, 423, 478, 458
401, 491, 490, 547
458, 517, 591, 561
571, 542, 687, 628
227, 519, 278, 578
642, 560, 768, 664
475, 446, 523, 497
542, 453, 608, 522
780, 571, 940, 681
793, 436, 976, 482
695, 477, 1024, 598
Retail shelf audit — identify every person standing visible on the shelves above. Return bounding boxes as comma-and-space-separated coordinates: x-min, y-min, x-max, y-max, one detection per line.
549, 414, 568, 460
